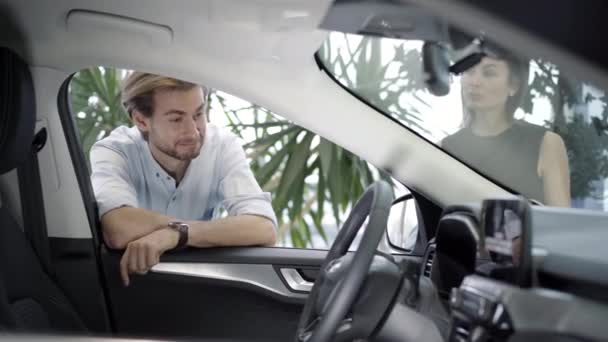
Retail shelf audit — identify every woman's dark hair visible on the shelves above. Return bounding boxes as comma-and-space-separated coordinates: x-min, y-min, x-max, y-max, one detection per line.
494, 46, 530, 118
462, 43, 530, 127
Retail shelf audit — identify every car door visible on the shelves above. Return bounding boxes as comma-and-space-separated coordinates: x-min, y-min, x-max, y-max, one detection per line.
54, 74, 433, 341
96, 209, 429, 341
96, 194, 429, 341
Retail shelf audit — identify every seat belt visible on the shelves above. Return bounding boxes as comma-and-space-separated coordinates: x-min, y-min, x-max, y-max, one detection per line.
17, 127, 54, 276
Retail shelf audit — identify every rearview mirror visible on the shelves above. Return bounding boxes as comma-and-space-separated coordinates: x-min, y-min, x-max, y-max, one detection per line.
422, 42, 451, 96
387, 196, 419, 250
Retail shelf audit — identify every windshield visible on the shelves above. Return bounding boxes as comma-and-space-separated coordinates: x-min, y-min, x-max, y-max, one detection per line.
318, 32, 608, 211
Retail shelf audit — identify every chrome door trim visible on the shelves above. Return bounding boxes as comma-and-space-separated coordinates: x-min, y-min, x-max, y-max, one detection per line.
151, 262, 308, 300
280, 268, 314, 292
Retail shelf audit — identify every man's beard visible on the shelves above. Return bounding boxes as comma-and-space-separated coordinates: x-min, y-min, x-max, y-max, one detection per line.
153, 133, 204, 161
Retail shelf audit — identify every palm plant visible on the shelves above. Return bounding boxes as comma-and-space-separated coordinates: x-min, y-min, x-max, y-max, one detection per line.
219, 33, 431, 247
70, 33, 429, 248
318, 33, 431, 136
217, 99, 393, 248
70, 67, 129, 167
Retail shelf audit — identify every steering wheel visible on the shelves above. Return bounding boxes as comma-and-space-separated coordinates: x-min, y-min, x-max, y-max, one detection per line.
296, 180, 395, 342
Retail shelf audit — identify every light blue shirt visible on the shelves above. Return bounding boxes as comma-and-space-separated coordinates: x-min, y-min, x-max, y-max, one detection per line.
90, 124, 277, 227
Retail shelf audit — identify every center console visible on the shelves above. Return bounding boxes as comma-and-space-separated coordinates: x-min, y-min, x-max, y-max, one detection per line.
448, 276, 513, 342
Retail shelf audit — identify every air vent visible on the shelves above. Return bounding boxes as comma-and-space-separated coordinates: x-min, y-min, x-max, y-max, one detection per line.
423, 245, 436, 277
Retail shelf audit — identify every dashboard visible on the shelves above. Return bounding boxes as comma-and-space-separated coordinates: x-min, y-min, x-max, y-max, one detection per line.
426, 200, 608, 342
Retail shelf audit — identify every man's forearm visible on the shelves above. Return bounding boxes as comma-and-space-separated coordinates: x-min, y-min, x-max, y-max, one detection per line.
101, 207, 174, 249
102, 206, 276, 250
186, 215, 276, 248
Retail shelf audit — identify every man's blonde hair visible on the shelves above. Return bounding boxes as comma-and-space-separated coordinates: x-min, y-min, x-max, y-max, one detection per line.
121, 71, 211, 118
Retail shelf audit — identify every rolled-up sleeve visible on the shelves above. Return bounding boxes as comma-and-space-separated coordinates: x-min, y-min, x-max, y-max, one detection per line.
90, 144, 138, 217
218, 134, 278, 229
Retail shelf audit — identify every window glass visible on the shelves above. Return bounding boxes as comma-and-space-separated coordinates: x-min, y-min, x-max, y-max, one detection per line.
69, 67, 413, 249
318, 32, 608, 211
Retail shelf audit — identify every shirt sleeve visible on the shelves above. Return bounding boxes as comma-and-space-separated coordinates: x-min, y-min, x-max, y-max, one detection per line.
218, 134, 278, 229
90, 144, 138, 217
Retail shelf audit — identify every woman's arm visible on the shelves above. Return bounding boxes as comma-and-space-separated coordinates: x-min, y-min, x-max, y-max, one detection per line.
538, 131, 571, 207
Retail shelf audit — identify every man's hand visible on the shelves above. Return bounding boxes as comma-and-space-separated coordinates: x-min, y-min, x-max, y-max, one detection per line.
120, 227, 178, 287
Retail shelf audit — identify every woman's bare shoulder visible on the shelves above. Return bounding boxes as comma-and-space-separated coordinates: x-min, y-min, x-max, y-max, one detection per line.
541, 131, 567, 151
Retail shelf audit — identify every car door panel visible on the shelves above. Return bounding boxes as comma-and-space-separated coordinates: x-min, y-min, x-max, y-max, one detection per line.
101, 247, 322, 341
101, 246, 422, 341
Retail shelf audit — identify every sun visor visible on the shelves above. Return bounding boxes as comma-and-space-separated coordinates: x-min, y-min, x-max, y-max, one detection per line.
66, 10, 173, 48
318, 0, 450, 42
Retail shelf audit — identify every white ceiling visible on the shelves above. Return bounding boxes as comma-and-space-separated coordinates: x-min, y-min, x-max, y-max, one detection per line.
0, 0, 330, 70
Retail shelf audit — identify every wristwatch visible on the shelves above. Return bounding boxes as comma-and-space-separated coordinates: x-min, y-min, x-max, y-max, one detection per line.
167, 221, 189, 249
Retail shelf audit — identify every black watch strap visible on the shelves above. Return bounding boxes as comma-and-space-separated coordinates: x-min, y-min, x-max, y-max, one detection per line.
168, 221, 189, 249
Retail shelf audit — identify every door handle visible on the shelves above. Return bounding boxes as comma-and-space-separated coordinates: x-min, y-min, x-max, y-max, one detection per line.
280, 268, 314, 293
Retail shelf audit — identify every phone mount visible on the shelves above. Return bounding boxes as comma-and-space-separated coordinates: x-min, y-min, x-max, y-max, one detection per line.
480, 197, 533, 288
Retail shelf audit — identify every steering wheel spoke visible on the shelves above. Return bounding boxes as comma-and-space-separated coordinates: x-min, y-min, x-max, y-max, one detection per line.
298, 317, 320, 342
335, 317, 354, 336
299, 317, 356, 342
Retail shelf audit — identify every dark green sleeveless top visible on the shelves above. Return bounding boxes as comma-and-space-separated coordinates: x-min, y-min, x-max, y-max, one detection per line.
442, 120, 547, 203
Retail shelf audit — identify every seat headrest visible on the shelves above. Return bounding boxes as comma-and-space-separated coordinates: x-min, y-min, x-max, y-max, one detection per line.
0, 47, 35, 175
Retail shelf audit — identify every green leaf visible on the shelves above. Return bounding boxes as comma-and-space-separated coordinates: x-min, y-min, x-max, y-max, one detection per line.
351, 164, 363, 203
243, 125, 298, 149
275, 132, 314, 202
318, 138, 334, 182
104, 68, 118, 102
310, 209, 328, 245
354, 159, 370, 187
343, 165, 355, 210
90, 68, 111, 105
317, 171, 326, 228
288, 171, 306, 221
301, 218, 313, 248
327, 151, 343, 227
70, 75, 94, 93
290, 226, 304, 248
255, 140, 293, 187
305, 156, 319, 176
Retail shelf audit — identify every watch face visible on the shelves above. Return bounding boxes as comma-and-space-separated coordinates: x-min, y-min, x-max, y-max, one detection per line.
168, 221, 188, 249
169, 221, 185, 229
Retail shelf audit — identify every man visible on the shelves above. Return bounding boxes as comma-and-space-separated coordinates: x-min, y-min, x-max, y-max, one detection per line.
90, 72, 277, 286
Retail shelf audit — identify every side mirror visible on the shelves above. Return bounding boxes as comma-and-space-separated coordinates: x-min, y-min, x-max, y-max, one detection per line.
386, 195, 419, 251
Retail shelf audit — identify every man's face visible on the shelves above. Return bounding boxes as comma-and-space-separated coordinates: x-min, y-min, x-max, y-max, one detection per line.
138, 87, 207, 161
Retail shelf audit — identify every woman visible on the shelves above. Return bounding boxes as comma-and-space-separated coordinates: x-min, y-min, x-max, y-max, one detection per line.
442, 51, 571, 207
